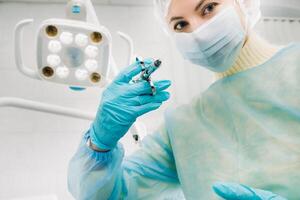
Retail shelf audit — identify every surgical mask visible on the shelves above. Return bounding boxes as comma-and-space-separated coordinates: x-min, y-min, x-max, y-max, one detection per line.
173, 6, 246, 72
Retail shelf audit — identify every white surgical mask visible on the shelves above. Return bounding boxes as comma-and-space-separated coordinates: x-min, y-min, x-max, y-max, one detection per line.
173, 6, 246, 72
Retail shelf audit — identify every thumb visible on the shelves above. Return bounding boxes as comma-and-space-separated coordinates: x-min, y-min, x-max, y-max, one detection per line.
213, 182, 261, 200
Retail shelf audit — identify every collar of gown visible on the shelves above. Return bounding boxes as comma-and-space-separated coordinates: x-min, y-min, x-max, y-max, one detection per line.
214, 32, 282, 80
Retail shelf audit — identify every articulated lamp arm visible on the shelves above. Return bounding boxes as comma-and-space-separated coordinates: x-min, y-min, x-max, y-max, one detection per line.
14, 19, 41, 80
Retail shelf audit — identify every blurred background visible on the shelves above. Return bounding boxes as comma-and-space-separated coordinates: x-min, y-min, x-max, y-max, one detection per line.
0, 0, 299, 199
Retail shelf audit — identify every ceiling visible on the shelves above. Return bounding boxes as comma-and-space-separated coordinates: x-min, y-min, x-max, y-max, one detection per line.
1, 0, 300, 17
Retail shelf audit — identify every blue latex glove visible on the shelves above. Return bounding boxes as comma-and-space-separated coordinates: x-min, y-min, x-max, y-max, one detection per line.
90, 60, 171, 150
213, 182, 287, 200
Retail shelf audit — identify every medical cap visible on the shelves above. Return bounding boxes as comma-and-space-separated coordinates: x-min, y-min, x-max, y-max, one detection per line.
153, 0, 261, 29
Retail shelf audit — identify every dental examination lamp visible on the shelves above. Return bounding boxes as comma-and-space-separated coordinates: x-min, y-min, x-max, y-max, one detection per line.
8, 0, 146, 144
15, 0, 117, 90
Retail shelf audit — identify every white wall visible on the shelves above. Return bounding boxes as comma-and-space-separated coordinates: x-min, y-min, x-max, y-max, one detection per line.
0, 1, 299, 200
0, 2, 213, 200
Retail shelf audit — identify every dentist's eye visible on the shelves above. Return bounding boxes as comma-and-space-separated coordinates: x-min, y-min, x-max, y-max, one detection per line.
174, 21, 189, 32
202, 2, 218, 16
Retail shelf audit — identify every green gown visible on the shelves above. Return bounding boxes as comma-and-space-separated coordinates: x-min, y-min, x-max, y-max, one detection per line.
68, 43, 300, 200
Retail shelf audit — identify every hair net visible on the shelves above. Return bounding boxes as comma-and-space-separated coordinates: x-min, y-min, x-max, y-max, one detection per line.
153, 0, 261, 30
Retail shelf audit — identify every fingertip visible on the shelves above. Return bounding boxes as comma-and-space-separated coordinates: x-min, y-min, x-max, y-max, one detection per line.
164, 80, 172, 86
212, 182, 223, 190
212, 182, 231, 197
163, 92, 171, 100
166, 80, 172, 89
166, 91, 171, 98
130, 61, 143, 73
159, 80, 172, 85
156, 80, 172, 91
155, 102, 163, 108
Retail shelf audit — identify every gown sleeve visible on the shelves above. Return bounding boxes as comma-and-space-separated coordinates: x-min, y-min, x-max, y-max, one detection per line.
67, 123, 183, 200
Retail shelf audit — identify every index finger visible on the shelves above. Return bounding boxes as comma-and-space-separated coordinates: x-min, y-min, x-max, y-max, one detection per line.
114, 61, 143, 83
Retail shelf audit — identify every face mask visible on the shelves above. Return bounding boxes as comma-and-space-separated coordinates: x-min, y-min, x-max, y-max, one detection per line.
173, 6, 246, 72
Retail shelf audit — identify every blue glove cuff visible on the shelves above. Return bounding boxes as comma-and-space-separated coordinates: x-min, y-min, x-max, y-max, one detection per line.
83, 131, 123, 163
89, 124, 117, 151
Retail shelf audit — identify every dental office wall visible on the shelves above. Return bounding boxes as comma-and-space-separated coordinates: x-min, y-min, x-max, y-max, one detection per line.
0, 0, 299, 199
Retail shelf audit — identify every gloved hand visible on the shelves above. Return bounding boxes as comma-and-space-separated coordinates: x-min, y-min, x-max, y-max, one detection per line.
213, 182, 287, 200
90, 60, 171, 150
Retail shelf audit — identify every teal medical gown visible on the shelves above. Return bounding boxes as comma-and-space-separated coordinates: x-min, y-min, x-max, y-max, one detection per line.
68, 43, 300, 200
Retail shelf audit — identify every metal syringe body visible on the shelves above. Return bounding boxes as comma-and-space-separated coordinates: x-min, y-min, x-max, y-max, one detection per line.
136, 58, 162, 82
140, 59, 162, 81
132, 58, 162, 96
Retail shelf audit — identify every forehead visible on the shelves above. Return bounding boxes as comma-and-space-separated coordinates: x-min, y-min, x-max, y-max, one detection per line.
167, 0, 229, 19
167, 0, 200, 18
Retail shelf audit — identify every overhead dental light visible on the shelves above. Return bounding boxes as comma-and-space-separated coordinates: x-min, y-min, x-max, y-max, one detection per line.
14, 0, 131, 90
12, 0, 145, 144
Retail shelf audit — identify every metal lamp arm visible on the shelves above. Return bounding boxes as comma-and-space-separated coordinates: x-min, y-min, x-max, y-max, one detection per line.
85, 0, 101, 26
14, 19, 41, 80
0, 97, 95, 121
0, 97, 146, 143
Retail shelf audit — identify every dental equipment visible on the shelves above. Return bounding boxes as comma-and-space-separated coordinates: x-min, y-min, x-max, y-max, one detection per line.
15, 0, 113, 89
132, 58, 162, 96
11, 0, 147, 144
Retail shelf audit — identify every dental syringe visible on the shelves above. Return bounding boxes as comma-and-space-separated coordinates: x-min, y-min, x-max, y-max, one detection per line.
130, 57, 162, 143
132, 57, 162, 96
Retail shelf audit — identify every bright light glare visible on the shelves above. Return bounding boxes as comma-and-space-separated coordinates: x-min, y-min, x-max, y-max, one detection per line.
85, 45, 99, 58
47, 54, 61, 67
75, 69, 88, 81
75, 33, 88, 47
56, 66, 70, 79
60, 32, 74, 45
85, 59, 98, 72
48, 40, 62, 53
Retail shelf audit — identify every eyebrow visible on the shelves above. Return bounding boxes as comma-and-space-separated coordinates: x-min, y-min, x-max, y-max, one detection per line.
169, 0, 207, 24
195, 0, 207, 12
169, 16, 184, 24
